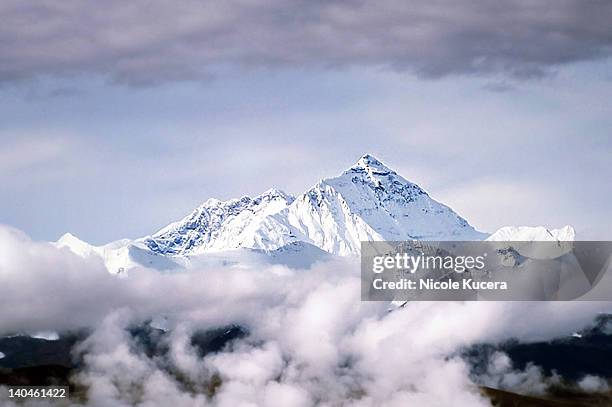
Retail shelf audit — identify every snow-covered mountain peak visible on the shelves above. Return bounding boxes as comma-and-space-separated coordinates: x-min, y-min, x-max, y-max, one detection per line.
257, 154, 486, 255
50, 153, 577, 272
339, 154, 424, 193
56, 232, 96, 257
329, 154, 425, 198
256, 188, 295, 204
200, 188, 293, 210
143, 188, 295, 255
139, 154, 486, 257
57, 232, 84, 246
349, 154, 395, 176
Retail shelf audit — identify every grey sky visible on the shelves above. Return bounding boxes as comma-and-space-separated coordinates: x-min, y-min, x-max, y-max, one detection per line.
2, 0, 612, 84
0, 2, 611, 243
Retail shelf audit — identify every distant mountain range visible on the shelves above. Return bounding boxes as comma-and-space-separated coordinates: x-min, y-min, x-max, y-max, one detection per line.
55, 154, 574, 273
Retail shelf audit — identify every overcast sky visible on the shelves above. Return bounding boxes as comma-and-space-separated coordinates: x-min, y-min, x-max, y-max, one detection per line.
0, 0, 611, 243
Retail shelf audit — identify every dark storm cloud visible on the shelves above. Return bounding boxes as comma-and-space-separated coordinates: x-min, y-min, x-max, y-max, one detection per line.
1, 0, 611, 85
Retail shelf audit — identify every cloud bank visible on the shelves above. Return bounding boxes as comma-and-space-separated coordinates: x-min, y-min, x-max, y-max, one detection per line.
1, 0, 612, 84
0, 224, 611, 406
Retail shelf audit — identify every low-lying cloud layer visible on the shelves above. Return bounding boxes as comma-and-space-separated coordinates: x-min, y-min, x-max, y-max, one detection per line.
2, 0, 612, 84
0, 224, 611, 406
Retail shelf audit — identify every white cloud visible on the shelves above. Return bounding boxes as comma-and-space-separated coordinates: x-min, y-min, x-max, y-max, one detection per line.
477, 351, 561, 396
578, 375, 610, 393
0, 225, 610, 406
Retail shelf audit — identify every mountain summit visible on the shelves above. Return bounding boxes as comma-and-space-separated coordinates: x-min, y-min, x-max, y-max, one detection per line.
350, 153, 395, 175
143, 154, 486, 256
54, 154, 575, 273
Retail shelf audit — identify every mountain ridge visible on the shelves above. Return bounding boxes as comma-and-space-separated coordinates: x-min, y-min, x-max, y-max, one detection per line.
53, 154, 575, 273
143, 154, 485, 256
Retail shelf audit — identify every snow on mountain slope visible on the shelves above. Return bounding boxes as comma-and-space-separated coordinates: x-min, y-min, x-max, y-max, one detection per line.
144, 189, 295, 255
261, 241, 332, 269
254, 154, 486, 255
56, 233, 98, 257
56, 233, 181, 274
142, 154, 486, 257
54, 153, 577, 272
487, 225, 575, 242
186, 241, 331, 270
485, 225, 576, 261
